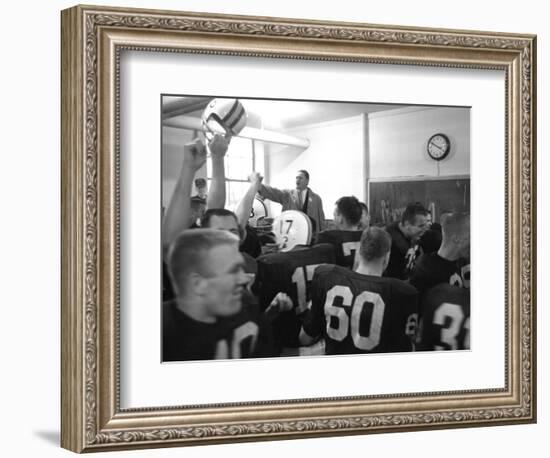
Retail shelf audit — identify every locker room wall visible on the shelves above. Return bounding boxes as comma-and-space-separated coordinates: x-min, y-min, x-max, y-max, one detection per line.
368, 106, 470, 179
265, 115, 366, 217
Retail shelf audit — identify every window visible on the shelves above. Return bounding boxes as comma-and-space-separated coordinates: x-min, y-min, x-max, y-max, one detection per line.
207, 136, 264, 210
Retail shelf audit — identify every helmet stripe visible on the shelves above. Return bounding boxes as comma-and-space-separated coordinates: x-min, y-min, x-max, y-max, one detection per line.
224, 101, 245, 131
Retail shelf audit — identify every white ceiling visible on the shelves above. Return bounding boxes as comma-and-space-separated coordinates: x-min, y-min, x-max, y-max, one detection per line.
162, 95, 409, 131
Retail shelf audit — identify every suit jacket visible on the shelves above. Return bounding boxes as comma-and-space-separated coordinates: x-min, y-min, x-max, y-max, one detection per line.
259, 184, 326, 234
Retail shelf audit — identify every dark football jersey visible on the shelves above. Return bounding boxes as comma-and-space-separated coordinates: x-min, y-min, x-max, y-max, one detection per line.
255, 244, 336, 348
384, 222, 418, 280
315, 230, 362, 269
418, 284, 470, 351
409, 253, 470, 295
418, 227, 442, 254
216, 292, 276, 358
303, 265, 419, 355
240, 225, 262, 259
162, 294, 275, 361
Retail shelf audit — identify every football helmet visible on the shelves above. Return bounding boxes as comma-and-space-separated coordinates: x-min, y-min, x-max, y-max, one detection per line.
272, 210, 313, 252
248, 197, 269, 227
201, 98, 247, 141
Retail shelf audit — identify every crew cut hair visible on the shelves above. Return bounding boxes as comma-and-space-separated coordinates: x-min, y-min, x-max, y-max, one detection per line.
359, 227, 392, 262
335, 196, 362, 225
401, 202, 429, 225
168, 229, 239, 295
200, 208, 239, 228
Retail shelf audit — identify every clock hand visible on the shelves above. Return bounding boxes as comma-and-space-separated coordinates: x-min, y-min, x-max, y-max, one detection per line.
431, 142, 445, 152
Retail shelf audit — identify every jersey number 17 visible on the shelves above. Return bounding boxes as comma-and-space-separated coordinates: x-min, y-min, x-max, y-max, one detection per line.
291, 264, 321, 314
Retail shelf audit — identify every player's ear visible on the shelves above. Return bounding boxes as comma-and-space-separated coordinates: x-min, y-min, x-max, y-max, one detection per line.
189, 272, 208, 296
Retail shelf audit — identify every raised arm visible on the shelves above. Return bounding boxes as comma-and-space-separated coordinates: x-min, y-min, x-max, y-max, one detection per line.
206, 134, 230, 210
258, 184, 289, 205
162, 138, 206, 251
235, 172, 263, 230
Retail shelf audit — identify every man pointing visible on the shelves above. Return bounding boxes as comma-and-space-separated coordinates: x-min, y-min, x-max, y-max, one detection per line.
259, 169, 325, 234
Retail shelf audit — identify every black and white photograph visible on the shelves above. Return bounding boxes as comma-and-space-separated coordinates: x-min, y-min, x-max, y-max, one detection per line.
161, 95, 471, 362
55, 2, 537, 454
0, 0, 543, 453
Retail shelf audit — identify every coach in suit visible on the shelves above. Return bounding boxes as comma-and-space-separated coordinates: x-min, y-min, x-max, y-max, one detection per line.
259, 169, 326, 234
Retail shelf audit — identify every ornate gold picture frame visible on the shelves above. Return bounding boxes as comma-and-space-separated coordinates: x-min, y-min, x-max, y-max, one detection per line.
61, 4, 536, 453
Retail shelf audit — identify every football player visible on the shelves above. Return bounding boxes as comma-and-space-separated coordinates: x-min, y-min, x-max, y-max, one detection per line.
315, 196, 363, 269
384, 202, 430, 280
163, 207, 258, 303
409, 212, 470, 295
300, 227, 419, 355
200, 208, 258, 277
162, 229, 274, 361
162, 134, 229, 302
417, 221, 443, 255
234, 171, 265, 258
255, 242, 336, 352
418, 283, 470, 351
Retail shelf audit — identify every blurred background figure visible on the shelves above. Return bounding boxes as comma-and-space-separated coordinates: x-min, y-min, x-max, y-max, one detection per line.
193, 177, 208, 204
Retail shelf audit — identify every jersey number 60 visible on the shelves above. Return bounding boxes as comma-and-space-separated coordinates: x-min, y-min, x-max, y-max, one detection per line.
324, 285, 385, 351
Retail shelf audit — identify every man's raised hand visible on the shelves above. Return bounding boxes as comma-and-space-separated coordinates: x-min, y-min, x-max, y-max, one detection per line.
208, 134, 230, 159
182, 138, 207, 172
248, 172, 264, 191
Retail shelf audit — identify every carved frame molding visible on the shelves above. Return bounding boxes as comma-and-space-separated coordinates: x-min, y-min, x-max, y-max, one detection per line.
61, 5, 536, 453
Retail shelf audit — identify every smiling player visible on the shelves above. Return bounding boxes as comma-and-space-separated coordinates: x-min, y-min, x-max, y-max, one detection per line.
163, 229, 273, 361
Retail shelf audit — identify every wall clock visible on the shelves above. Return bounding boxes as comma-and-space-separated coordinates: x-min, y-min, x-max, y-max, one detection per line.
427, 133, 451, 161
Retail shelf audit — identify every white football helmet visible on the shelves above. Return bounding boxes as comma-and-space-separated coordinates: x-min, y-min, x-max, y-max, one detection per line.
201, 98, 247, 141
272, 210, 313, 252
248, 197, 269, 227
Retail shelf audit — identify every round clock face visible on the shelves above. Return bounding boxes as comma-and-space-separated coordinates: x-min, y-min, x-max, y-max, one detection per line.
427, 133, 450, 161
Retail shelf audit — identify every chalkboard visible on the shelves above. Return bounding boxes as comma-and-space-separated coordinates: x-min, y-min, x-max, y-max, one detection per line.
368, 177, 470, 225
